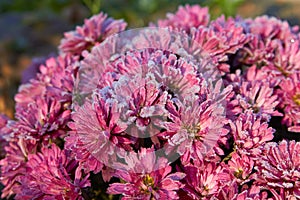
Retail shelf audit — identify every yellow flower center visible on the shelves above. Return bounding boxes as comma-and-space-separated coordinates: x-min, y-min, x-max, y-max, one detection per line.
140, 174, 156, 195
204, 185, 209, 191
276, 65, 289, 77
234, 168, 244, 179
183, 123, 201, 139
143, 174, 155, 187
293, 94, 300, 106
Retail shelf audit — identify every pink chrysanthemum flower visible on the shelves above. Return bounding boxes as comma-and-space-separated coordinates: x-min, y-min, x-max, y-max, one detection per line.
14, 80, 46, 108
228, 152, 254, 184
225, 65, 281, 119
15, 144, 90, 199
277, 72, 300, 132
65, 133, 115, 181
229, 111, 274, 157
190, 16, 249, 73
69, 89, 133, 166
0, 114, 10, 158
107, 147, 185, 199
239, 34, 277, 67
16, 55, 77, 108
107, 75, 169, 143
246, 15, 298, 42
78, 46, 202, 98
242, 38, 300, 80
240, 15, 299, 71
59, 12, 127, 55
0, 138, 37, 198
156, 5, 210, 33
255, 140, 300, 199
14, 94, 71, 141
21, 53, 56, 84
13, 55, 78, 141
235, 80, 281, 120
183, 162, 231, 199
270, 39, 300, 77
245, 65, 278, 85
109, 50, 201, 99
162, 92, 230, 164
209, 16, 250, 56
232, 185, 269, 200
64, 133, 103, 174
36, 55, 78, 100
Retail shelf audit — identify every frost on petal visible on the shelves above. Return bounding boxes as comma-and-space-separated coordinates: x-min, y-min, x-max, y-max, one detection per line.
15, 144, 90, 199
228, 152, 254, 184
14, 94, 71, 142
107, 148, 184, 199
255, 140, 300, 198
189, 16, 250, 74
0, 114, 10, 158
278, 72, 300, 132
0, 138, 37, 198
70, 91, 133, 168
183, 162, 231, 199
230, 111, 274, 157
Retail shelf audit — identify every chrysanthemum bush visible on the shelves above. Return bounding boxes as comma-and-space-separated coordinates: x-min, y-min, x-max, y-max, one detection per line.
1, 4, 300, 200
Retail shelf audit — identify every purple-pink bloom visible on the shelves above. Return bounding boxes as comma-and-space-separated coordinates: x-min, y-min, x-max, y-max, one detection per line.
190, 16, 249, 73
239, 15, 299, 75
239, 33, 277, 67
228, 152, 254, 184
15, 144, 90, 199
246, 15, 298, 42
183, 162, 231, 199
156, 5, 210, 33
14, 55, 78, 142
64, 133, 103, 175
229, 111, 274, 157
0, 138, 37, 198
16, 55, 77, 108
235, 80, 281, 120
242, 37, 300, 80
0, 114, 10, 159
162, 94, 229, 164
14, 80, 46, 108
255, 140, 300, 199
59, 12, 127, 55
69, 90, 133, 167
270, 38, 300, 77
107, 147, 185, 199
36, 54, 78, 100
232, 185, 269, 200
108, 49, 201, 99
14, 93, 71, 141
277, 72, 300, 132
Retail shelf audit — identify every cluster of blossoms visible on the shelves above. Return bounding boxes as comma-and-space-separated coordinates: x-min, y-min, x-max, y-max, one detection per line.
1, 4, 300, 199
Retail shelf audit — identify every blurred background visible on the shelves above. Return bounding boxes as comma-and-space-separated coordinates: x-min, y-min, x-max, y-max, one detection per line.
0, 0, 300, 118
